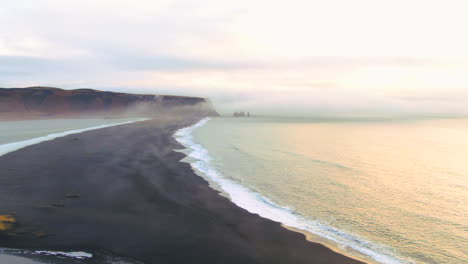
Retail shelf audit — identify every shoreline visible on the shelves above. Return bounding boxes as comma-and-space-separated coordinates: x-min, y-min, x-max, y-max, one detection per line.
0, 114, 364, 263
283, 225, 377, 264
174, 118, 383, 264
0, 118, 149, 157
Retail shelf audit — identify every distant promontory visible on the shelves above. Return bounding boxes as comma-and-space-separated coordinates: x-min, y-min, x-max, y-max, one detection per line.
0, 86, 218, 119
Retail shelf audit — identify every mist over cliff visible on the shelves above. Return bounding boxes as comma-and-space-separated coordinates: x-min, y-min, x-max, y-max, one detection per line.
0, 87, 218, 120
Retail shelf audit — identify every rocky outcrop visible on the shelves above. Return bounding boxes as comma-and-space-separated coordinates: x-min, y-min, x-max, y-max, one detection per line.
0, 86, 218, 119
233, 111, 250, 117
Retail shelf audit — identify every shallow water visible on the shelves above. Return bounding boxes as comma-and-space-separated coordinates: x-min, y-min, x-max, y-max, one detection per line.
0, 118, 146, 145
0, 248, 144, 264
0, 118, 148, 157
179, 116, 468, 264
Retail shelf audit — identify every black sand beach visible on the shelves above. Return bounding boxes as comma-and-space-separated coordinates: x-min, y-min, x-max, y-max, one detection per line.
0, 114, 364, 264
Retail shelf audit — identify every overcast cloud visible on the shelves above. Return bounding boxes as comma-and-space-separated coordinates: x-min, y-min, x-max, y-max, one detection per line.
1, 0, 468, 115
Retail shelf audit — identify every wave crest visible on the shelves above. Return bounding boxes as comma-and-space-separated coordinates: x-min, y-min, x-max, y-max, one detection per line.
174, 118, 409, 264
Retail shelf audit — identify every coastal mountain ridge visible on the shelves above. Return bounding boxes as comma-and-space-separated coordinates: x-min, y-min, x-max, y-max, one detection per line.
0, 86, 218, 118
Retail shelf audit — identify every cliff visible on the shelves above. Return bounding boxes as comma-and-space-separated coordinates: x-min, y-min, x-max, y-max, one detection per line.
0, 86, 218, 119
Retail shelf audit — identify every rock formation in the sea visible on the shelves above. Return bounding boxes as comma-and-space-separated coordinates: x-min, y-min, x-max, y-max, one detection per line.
233, 111, 250, 117
0, 86, 218, 119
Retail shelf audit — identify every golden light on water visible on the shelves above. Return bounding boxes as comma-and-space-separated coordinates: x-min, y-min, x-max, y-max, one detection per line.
193, 117, 468, 263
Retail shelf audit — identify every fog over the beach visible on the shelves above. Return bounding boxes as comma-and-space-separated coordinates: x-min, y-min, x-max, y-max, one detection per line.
1, 0, 468, 115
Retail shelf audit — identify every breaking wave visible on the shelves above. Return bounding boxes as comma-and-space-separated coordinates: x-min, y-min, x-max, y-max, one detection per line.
174, 118, 410, 264
0, 118, 149, 157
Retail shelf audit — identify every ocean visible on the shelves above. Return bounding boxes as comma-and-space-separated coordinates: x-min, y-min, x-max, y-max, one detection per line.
175, 116, 468, 264
0, 118, 148, 157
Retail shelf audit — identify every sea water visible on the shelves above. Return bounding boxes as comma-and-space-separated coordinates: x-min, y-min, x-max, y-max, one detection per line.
0, 118, 148, 156
175, 116, 468, 264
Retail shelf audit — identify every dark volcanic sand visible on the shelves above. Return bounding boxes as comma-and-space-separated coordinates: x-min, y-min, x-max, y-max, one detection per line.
0, 115, 364, 264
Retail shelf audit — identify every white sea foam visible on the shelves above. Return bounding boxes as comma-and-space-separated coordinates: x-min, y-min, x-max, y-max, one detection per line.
0, 118, 149, 157
34, 250, 92, 259
174, 118, 410, 264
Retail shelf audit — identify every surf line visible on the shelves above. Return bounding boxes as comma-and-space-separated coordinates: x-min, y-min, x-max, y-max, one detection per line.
0, 118, 150, 157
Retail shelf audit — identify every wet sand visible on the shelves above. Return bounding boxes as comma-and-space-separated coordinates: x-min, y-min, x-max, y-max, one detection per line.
0, 114, 364, 264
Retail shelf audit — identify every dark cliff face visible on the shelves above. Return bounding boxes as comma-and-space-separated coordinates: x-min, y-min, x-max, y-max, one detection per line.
0, 86, 218, 119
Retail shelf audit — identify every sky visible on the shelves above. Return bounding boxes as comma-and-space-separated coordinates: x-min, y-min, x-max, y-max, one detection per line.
1, 0, 468, 115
